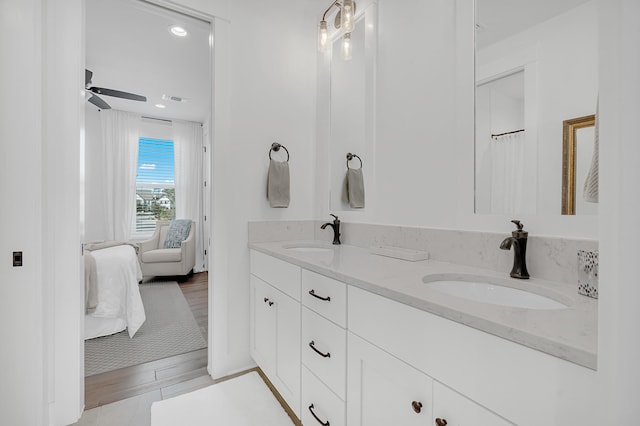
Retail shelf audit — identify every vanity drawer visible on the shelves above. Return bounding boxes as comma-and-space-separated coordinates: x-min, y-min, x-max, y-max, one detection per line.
302, 307, 347, 400
250, 250, 301, 301
301, 366, 346, 426
301, 269, 347, 327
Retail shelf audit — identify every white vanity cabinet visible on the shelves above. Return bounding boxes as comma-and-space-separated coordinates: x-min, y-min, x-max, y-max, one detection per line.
347, 332, 511, 426
300, 270, 347, 426
250, 251, 301, 418
347, 332, 434, 426
432, 381, 513, 426
249, 248, 597, 425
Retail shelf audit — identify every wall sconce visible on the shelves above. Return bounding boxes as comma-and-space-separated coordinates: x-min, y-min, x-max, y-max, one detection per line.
318, 0, 356, 60
342, 32, 352, 61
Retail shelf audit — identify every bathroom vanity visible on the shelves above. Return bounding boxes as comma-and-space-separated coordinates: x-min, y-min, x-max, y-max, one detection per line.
249, 241, 598, 426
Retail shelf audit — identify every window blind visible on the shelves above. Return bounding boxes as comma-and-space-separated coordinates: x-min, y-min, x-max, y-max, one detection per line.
134, 137, 176, 235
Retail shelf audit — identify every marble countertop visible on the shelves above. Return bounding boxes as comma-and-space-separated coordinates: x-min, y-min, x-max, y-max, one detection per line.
249, 241, 598, 370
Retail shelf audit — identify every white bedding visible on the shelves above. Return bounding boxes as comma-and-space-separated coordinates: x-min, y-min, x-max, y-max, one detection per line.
84, 245, 146, 340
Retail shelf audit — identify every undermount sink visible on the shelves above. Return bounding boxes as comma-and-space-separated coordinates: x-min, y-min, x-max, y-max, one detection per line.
283, 242, 334, 253
423, 275, 568, 310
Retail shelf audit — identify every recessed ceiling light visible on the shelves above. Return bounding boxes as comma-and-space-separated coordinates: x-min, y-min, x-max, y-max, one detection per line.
169, 25, 188, 37
155, 104, 166, 109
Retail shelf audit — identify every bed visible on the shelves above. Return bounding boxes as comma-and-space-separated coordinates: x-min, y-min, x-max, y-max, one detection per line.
84, 242, 146, 340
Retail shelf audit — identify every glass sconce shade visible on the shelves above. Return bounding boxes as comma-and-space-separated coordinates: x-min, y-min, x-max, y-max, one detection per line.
342, 0, 355, 32
342, 32, 352, 61
318, 20, 329, 52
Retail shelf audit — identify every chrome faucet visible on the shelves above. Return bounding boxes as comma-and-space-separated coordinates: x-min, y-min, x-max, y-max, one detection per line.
321, 214, 341, 245
500, 220, 530, 279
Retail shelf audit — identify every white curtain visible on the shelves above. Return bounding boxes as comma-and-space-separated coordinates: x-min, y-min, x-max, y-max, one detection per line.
101, 110, 140, 241
490, 132, 525, 214
173, 120, 205, 273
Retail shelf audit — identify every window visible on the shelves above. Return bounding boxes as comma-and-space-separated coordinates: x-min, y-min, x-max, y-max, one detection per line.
135, 137, 175, 235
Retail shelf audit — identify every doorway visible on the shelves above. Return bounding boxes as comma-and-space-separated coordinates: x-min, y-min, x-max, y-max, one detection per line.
83, 0, 214, 408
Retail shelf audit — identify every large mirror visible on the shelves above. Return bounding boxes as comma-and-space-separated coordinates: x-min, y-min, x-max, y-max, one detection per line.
327, 1, 376, 212
474, 0, 598, 216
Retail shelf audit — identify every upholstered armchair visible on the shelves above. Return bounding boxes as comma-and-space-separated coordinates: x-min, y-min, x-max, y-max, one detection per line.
138, 220, 196, 277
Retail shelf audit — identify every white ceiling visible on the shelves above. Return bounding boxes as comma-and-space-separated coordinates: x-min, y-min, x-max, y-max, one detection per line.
85, 0, 211, 123
476, 0, 592, 48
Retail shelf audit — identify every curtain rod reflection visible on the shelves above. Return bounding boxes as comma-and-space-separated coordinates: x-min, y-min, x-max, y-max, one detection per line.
491, 129, 525, 138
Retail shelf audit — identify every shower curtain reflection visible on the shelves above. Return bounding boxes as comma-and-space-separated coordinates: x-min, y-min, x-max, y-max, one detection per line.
489, 131, 525, 215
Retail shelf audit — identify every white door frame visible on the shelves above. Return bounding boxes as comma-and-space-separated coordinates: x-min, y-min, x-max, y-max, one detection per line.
50, 1, 228, 423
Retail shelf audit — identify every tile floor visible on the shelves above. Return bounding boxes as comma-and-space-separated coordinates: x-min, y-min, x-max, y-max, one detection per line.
72, 375, 214, 426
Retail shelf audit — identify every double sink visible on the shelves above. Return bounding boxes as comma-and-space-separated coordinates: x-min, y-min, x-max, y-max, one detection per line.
283, 242, 568, 311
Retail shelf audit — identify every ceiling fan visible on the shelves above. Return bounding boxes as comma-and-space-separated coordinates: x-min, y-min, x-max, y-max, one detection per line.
85, 69, 147, 109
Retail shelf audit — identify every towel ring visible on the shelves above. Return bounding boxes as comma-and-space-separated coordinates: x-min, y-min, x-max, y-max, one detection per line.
346, 153, 362, 169
269, 142, 289, 162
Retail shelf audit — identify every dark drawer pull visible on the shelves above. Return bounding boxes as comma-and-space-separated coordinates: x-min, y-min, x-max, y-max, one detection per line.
309, 340, 331, 358
412, 400, 423, 413
263, 297, 274, 306
309, 289, 331, 302
308, 403, 330, 426
435, 418, 448, 426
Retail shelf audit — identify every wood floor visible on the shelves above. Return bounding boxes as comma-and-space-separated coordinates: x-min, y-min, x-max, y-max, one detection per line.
84, 272, 210, 409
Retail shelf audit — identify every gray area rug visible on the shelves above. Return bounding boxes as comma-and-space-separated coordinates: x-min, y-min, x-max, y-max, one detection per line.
85, 282, 207, 376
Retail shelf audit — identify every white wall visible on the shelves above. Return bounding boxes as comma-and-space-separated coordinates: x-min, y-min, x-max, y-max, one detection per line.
373, 0, 457, 227
209, 0, 318, 377
598, 0, 640, 423
43, 2, 85, 423
0, 1, 45, 424
0, 1, 84, 425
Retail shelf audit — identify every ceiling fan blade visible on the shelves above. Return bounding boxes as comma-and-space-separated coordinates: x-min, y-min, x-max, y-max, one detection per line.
89, 87, 146, 102
88, 94, 111, 110
85, 69, 93, 86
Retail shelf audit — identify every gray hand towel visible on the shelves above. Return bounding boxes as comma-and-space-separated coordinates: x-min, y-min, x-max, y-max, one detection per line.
347, 168, 365, 208
267, 159, 290, 208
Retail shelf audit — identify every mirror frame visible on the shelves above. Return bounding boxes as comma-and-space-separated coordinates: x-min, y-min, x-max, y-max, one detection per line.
561, 114, 596, 215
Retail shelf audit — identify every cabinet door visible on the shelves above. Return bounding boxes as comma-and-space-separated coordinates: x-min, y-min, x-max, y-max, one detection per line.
251, 275, 276, 372
275, 285, 301, 417
251, 275, 301, 418
433, 382, 514, 426
347, 333, 433, 426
